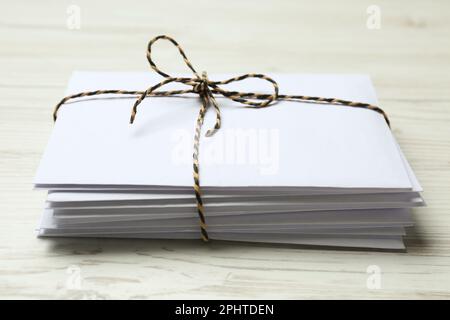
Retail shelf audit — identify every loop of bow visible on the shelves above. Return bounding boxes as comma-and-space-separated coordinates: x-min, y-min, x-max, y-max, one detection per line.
53, 35, 390, 243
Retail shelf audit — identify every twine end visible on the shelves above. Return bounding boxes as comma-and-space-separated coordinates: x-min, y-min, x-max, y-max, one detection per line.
205, 129, 216, 137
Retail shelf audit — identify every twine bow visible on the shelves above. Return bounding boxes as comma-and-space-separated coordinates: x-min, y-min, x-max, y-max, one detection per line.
53, 35, 391, 242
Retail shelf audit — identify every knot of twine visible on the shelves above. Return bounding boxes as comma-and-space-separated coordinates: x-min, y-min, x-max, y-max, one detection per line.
53, 35, 390, 242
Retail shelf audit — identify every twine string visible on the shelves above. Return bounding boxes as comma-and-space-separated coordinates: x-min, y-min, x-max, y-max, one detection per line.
53, 35, 391, 242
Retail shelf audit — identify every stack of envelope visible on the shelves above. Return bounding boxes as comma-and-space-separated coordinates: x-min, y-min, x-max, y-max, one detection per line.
33, 72, 424, 250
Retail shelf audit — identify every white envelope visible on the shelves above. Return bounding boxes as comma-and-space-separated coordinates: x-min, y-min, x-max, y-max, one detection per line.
34, 72, 414, 191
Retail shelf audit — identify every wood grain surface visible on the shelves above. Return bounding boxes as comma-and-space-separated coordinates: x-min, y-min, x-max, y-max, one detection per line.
0, 0, 449, 299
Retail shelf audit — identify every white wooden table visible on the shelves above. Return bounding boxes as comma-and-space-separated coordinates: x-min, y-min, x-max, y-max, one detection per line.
0, 0, 449, 299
